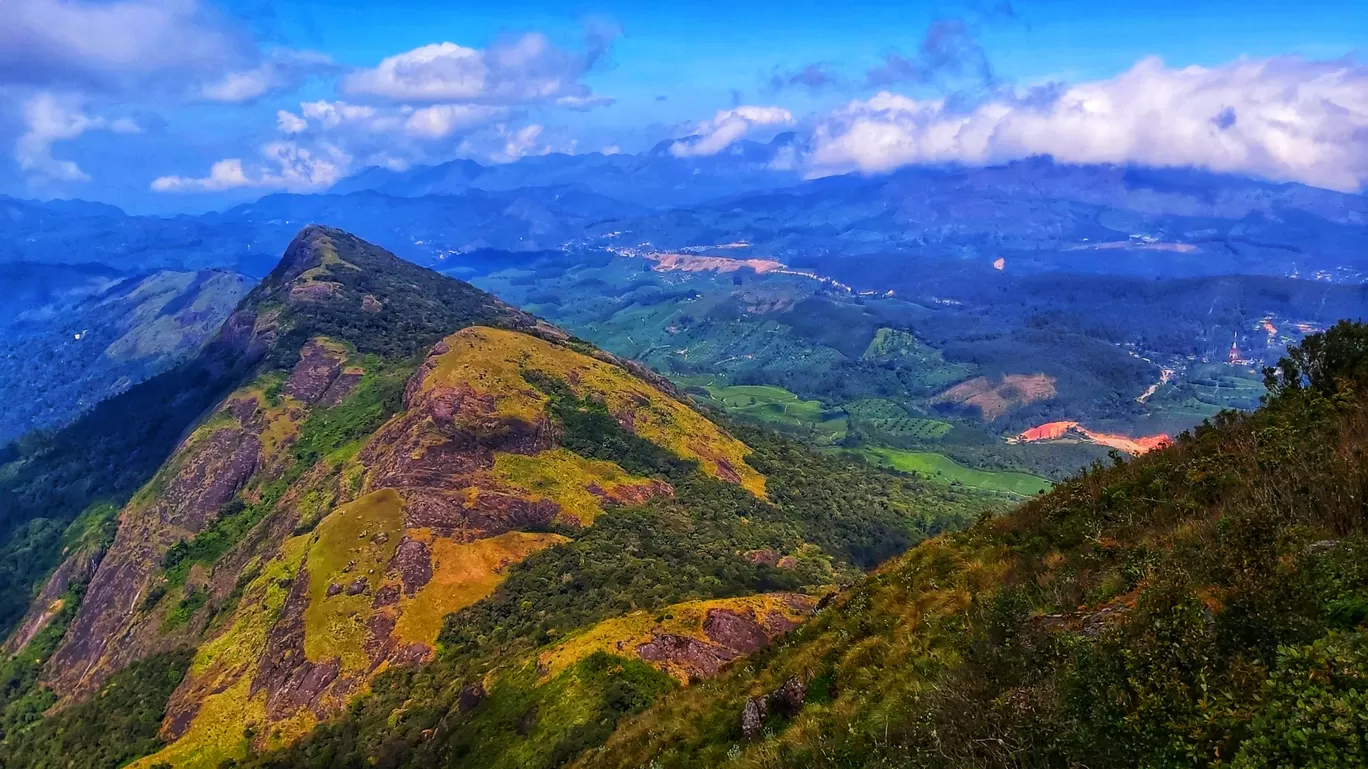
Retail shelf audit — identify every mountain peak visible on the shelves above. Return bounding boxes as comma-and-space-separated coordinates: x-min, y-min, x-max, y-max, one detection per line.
232, 226, 535, 362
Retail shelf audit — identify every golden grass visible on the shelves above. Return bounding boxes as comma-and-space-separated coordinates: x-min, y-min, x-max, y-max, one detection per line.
492, 448, 661, 526
392, 530, 569, 646
127, 677, 265, 769
303, 489, 405, 671
539, 593, 815, 684
423, 327, 765, 496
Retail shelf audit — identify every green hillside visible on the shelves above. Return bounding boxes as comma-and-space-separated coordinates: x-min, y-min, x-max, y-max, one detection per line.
0, 229, 995, 769
573, 320, 1368, 769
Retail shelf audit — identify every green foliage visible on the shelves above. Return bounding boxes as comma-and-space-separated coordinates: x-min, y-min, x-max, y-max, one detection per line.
442, 653, 676, 769
564, 320, 1368, 769
1265, 318, 1368, 400
844, 446, 1052, 497
0, 583, 84, 744
161, 586, 209, 630
1, 650, 193, 768
256, 227, 528, 363
0, 356, 240, 638
1233, 631, 1368, 768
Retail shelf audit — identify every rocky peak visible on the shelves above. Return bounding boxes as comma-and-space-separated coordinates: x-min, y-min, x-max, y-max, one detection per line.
227, 226, 537, 363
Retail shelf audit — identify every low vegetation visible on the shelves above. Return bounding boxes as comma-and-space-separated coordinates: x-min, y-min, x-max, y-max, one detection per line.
573, 320, 1368, 769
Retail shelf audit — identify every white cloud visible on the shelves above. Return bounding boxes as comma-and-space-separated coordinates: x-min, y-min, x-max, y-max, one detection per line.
276, 109, 307, 135
0, 0, 246, 88
491, 124, 550, 163
151, 140, 347, 193
150, 158, 249, 191
404, 104, 506, 139
809, 56, 1368, 191
198, 50, 336, 104
295, 99, 400, 132
15, 92, 139, 182
341, 32, 613, 107
670, 105, 795, 157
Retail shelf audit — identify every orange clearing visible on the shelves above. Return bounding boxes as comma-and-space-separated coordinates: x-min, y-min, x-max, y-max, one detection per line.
1018, 421, 1170, 455
649, 253, 785, 274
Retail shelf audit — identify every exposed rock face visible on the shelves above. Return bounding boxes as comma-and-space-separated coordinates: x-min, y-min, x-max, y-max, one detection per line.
5, 546, 104, 654
54, 269, 770, 764
740, 677, 809, 740
392, 538, 433, 597
402, 488, 559, 538
769, 677, 807, 718
283, 339, 347, 404
746, 549, 781, 567
630, 597, 817, 683
318, 368, 365, 408
45, 403, 264, 699
741, 697, 768, 741
252, 569, 350, 723
636, 633, 744, 681
703, 608, 774, 654
458, 682, 486, 713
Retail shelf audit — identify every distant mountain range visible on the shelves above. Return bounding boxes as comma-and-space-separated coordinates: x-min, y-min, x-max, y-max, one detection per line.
331, 133, 807, 208
5, 154, 1365, 284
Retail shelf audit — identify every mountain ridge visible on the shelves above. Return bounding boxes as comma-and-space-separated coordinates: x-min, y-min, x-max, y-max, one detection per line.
0, 227, 983, 768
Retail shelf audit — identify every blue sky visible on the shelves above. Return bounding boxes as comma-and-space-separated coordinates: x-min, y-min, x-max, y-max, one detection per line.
1, 0, 1365, 212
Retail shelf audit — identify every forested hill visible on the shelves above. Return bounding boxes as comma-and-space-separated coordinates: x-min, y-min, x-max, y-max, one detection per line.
574, 320, 1368, 769
0, 227, 992, 768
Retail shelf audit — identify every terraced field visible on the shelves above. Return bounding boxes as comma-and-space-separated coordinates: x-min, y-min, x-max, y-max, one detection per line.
675, 378, 848, 443
844, 399, 953, 440
847, 447, 1052, 497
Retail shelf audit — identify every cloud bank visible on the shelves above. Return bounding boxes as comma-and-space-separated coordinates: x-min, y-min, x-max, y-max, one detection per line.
671, 106, 795, 157
16, 93, 139, 182
342, 31, 615, 107
0, 0, 247, 89
811, 56, 1368, 191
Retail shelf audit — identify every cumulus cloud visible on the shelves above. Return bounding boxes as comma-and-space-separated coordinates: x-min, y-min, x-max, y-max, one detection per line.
276, 109, 308, 135
404, 104, 507, 139
15, 92, 139, 182
151, 140, 347, 192
342, 30, 616, 107
0, 0, 248, 89
670, 106, 795, 157
810, 56, 1368, 192
198, 49, 338, 103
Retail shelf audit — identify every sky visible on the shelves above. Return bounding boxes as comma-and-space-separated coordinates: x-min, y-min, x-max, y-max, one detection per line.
0, 0, 1365, 213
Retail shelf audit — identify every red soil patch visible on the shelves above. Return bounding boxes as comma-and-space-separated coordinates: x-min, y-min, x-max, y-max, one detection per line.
1017, 421, 1171, 455
933, 374, 1057, 420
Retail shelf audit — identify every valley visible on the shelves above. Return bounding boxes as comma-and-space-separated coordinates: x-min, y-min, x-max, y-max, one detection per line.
0, 155, 1363, 769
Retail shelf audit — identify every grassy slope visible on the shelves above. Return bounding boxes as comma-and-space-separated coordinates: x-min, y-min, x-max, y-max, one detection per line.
849, 447, 1052, 497
576, 322, 1368, 769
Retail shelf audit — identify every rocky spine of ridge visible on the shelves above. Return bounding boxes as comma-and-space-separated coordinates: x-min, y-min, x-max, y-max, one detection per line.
6, 226, 782, 765
28, 225, 540, 700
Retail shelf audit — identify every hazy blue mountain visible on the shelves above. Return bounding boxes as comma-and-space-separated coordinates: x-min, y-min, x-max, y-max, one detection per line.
331, 134, 806, 208
0, 264, 250, 443
577, 158, 1368, 282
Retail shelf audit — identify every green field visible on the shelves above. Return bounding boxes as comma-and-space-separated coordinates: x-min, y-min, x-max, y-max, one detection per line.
844, 399, 953, 440
675, 379, 849, 443
849, 447, 1052, 497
